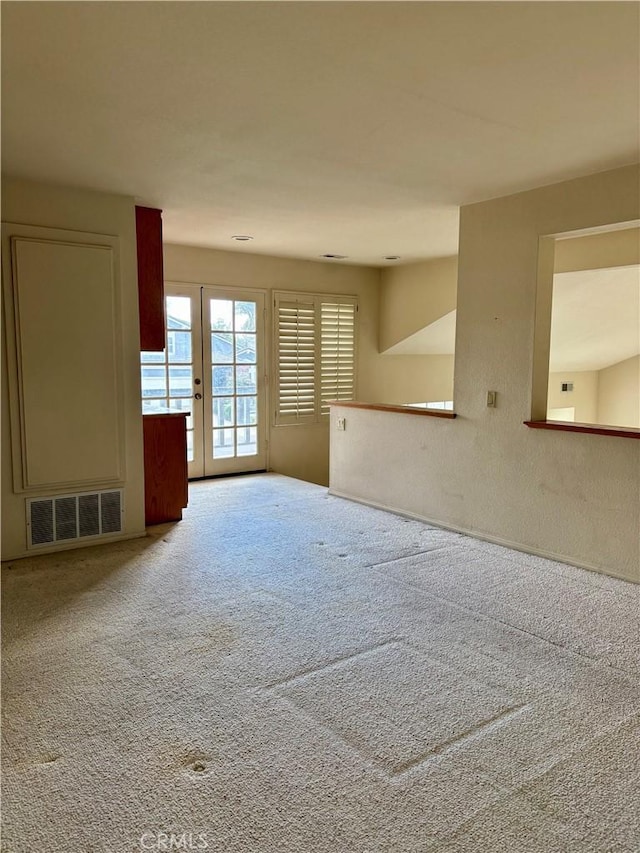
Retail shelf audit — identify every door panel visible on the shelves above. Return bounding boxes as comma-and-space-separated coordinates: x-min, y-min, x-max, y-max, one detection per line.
165, 289, 204, 478
149, 284, 266, 479
203, 288, 266, 476
142, 285, 204, 479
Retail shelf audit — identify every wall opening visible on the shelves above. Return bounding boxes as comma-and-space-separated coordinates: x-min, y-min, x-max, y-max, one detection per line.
533, 223, 640, 430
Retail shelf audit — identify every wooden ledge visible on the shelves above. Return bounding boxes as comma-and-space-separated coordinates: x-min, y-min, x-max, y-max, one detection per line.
524, 420, 640, 439
143, 410, 190, 419
329, 401, 456, 419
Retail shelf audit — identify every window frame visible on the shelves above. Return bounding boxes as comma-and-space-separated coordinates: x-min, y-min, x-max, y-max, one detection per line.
272, 290, 358, 427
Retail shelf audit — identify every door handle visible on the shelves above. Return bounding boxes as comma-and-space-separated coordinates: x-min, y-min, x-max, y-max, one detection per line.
194, 393, 202, 400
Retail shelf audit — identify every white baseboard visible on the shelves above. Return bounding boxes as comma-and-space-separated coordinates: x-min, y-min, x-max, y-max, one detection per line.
328, 488, 638, 585
1, 530, 147, 564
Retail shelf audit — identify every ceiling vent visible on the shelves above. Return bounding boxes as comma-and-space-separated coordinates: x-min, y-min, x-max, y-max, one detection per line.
26, 490, 123, 549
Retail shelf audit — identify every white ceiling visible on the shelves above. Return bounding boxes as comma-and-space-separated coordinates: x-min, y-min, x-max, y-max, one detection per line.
2, 2, 639, 266
550, 266, 640, 373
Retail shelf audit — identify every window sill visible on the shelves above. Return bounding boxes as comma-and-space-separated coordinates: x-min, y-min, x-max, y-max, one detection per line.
329, 401, 456, 419
524, 420, 640, 439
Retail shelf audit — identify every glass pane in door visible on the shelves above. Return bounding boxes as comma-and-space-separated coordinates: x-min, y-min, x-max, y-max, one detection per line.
209, 297, 259, 464
167, 295, 192, 328
213, 427, 235, 459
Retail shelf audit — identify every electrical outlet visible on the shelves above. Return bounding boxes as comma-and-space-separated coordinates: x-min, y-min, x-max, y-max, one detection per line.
486, 390, 497, 408
337, 417, 346, 431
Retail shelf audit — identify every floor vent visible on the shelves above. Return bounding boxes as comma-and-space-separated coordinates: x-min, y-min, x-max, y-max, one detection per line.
27, 490, 123, 549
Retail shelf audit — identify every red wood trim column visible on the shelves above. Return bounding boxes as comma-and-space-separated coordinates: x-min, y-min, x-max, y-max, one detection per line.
136, 206, 165, 352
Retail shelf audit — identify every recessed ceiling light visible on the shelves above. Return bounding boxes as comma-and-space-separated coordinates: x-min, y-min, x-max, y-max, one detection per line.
384, 255, 401, 260
232, 235, 253, 241
321, 253, 348, 260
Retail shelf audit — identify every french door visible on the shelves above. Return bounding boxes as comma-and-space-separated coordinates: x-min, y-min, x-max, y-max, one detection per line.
141, 284, 267, 478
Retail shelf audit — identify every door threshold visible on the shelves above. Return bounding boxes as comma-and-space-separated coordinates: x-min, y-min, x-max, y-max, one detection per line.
189, 469, 267, 482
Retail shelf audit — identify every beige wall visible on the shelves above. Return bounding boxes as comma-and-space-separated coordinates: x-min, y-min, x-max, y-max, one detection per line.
163, 244, 381, 487
547, 371, 599, 423
546, 361, 640, 429
1, 178, 145, 559
379, 256, 457, 352
330, 165, 640, 582
374, 255, 457, 407
554, 225, 640, 273
598, 355, 640, 428
369, 355, 454, 405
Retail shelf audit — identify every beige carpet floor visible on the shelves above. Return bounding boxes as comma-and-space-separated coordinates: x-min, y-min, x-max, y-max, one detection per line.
2, 473, 639, 853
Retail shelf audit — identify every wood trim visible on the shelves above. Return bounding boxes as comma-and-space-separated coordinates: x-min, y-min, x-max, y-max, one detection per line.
136, 206, 165, 351
329, 401, 456, 419
524, 420, 640, 439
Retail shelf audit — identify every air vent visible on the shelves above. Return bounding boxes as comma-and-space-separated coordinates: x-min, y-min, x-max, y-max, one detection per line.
26, 490, 123, 549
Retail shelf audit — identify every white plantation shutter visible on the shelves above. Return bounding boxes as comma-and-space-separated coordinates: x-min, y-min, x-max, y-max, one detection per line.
320, 301, 356, 415
274, 292, 357, 424
275, 298, 317, 424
